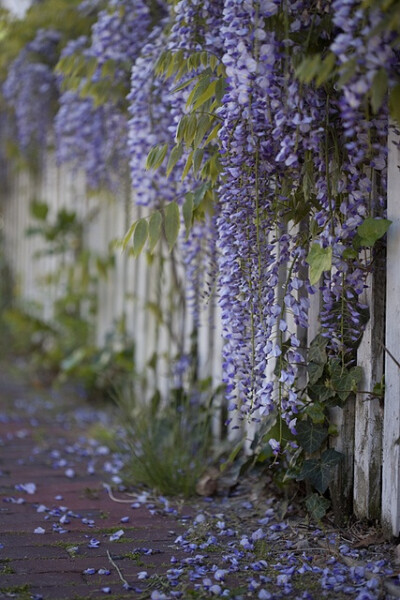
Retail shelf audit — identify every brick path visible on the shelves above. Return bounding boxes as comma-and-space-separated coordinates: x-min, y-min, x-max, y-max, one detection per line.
0, 372, 190, 600
2, 371, 400, 600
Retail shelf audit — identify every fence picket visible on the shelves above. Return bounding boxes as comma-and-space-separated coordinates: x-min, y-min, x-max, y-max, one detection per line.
382, 126, 400, 537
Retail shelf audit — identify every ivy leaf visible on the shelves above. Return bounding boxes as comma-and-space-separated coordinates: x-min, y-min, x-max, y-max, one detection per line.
164, 201, 180, 251
308, 380, 336, 404
330, 361, 363, 402
132, 218, 148, 258
296, 420, 329, 454
304, 403, 326, 424
309, 334, 328, 365
305, 493, 331, 521
342, 247, 358, 260
356, 217, 392, 246
308, 362, 325, 385
306, 244, 332, 285
148, 211, 162, 253
298, 449, 343, 494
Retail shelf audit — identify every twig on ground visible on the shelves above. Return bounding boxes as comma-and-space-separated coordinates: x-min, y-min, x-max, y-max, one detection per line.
103, 483, 135, 503
107, 549, 131, 588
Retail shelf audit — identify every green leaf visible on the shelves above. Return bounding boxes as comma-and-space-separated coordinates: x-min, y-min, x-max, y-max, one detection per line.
373, 375, 385, 397
308, 362, 325, 385
182, 194, 194, 238
132, 218, 148, 257
171, 76, 197, 94
389, 83, 400, 126
315, 52, 337, 86
166, 144, 183, 176
148, 211, 162, 253
209, 54, 218, 71
295, 54, 322, 84
192, 79, 217, 111
220, 440, 243, 472
176, 115, 188, 143
370, 68, 388, 113
342, 247, 358, 260
357, 217, 392, 246
204, 124, 220, 146
337, 57, 357, 87
305, 493, 331, 521
304, 403, 326, 424
193, 182, 211, 207
298, 449, 343, 494
193, 148, 205, 175
186, 74, 210, 108
164, 201, 180, 251
122, 220, 137, 250
308, 380, 336, 404
296, 420, 329, 454
101, 58, 116, 78
306, 244, 332, 285
330, 361, 363, 402
30, 200, 48, 221
184, 114, 198, 146
193, 114, 211, 149
309, 334, 328, 365
181, 151, 194, 180
146, 144, 168, 170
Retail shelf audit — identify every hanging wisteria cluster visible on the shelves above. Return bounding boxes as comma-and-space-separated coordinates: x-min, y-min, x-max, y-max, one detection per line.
55, 0, 154, 189
1, 0, 399, 450
2, 28, 61, 151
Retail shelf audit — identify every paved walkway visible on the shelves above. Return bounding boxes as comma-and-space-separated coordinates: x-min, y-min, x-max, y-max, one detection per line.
1, 369, 400, 600
0, 373, 190, 600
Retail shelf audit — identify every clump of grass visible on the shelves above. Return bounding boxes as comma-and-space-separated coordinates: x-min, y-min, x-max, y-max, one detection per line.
119, 386, 215, 497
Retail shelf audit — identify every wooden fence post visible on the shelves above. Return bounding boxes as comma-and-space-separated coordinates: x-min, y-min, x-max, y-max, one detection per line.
353, 253, 384, 521
382, 125, 400, 537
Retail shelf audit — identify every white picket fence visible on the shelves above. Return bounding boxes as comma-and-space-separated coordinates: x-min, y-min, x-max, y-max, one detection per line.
1, 144, 400, 536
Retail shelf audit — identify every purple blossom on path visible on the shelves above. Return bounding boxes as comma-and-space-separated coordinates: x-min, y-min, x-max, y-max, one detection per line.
15, 482, 36, 494
109, 528, 124, 541
34, 527, 45, 534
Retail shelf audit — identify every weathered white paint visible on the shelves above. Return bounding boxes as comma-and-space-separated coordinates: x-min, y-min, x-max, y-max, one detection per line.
354, 251, 384, 520
382, 126, 400, 537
